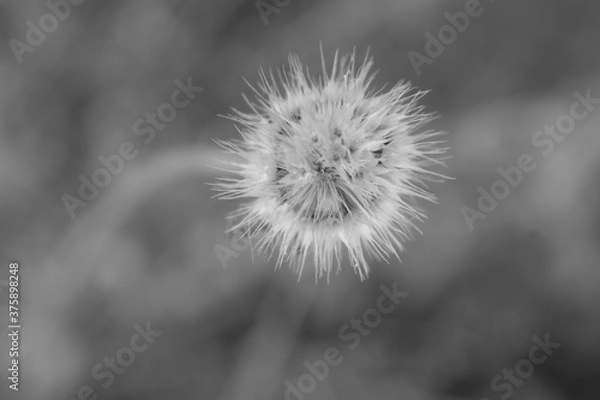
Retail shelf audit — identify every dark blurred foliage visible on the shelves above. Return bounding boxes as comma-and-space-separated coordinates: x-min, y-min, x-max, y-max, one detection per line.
0, 0, 599, 399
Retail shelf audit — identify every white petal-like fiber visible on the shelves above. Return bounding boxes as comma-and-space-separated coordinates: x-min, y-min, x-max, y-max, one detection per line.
212, 49, 449, 281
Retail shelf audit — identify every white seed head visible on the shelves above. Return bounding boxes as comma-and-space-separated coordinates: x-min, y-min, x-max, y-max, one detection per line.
212, 49, 448, 281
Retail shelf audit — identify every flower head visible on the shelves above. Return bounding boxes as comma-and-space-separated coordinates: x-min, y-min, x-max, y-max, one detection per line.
212, 49, 448, 281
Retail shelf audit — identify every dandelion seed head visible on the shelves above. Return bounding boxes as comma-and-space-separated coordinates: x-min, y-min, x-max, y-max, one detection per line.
212, 49, 448, 281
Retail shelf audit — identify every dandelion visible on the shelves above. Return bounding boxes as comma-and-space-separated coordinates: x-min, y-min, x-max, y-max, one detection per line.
212, 48, 448, 281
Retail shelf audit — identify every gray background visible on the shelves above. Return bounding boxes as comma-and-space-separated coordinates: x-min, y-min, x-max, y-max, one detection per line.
0, 0, 599, 399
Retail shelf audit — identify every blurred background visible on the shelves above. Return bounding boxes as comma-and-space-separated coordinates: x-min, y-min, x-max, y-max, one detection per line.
0, 0, 599, 399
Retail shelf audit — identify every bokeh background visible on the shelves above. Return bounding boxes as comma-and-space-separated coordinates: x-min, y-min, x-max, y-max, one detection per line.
1, 0, 599, 399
